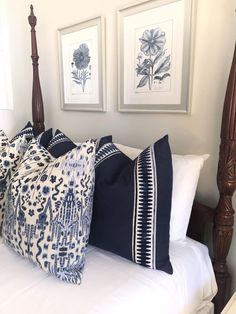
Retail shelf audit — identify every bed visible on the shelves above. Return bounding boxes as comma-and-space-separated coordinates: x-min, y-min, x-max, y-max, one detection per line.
0, 5, 235, 314
0, 237, 216, 314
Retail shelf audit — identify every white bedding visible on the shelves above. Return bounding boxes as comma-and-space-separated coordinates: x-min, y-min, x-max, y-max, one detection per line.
0, 237, 217, 314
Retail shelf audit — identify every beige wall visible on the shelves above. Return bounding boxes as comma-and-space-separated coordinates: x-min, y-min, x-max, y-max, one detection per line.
0, 0, 32, 137
2, 0, 236, 291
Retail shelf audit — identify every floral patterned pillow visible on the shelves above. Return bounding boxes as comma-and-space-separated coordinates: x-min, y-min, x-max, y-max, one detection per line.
3, 137, 96, 284
0, 122, 35, 233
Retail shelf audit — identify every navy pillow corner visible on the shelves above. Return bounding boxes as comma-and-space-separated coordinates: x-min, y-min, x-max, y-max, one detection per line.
47, 129, 76, 158
96, 135, 112, 151
11, 121, 35, 142
90, 135, 173, 275
38, 128, 54, 149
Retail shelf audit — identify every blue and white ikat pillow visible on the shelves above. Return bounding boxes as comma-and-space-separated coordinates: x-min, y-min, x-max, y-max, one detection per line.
0, 122, 35, 233
3, 136, 96, 284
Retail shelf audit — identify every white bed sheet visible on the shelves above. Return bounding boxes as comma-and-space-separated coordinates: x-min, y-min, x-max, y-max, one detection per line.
0, 237, 217, 314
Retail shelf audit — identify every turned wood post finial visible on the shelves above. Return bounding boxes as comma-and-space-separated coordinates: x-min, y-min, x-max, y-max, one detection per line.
28, 5, 37, 31
28, 5, 45, 134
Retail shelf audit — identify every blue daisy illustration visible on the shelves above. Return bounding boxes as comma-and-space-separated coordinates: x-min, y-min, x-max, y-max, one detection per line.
71, 43, 91, 92
136, 27, 171, 90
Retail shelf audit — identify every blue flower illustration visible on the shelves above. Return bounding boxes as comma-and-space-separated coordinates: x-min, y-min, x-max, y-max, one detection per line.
136, 27, 171, 90
71, 43, 91, 93
73, 44, 91, 70
139, 28, 166, 56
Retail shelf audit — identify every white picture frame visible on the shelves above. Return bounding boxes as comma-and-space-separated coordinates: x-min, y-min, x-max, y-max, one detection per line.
58, 16, 106, 111
118, 0, 194, 113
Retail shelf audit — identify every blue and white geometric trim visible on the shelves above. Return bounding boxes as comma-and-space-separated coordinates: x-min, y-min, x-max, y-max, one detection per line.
47, 132, 69, 151
132, 144, 157, 269
90, 135, 173, 274
11, 122, 35, 142
95, 143, 121, 168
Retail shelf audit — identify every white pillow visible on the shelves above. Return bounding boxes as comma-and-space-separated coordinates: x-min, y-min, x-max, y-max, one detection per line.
115, 143, 209, 241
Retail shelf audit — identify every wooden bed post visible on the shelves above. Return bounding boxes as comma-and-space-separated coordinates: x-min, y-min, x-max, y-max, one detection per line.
28, 5, 45, 134
213, 44, 236, 314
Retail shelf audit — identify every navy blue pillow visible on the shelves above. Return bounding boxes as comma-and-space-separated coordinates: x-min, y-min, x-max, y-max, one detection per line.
47, 129, 76, 158
38, 128, 53, 149
47, 129, 112, 158
89, 135, 173, 274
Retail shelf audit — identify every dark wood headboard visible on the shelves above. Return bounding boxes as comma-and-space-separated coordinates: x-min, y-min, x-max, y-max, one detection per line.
28, 6, 236, 314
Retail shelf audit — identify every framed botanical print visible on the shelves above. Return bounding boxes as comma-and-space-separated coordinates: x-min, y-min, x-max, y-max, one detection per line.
118, 0, 194, 113
58, 16, 106, 111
